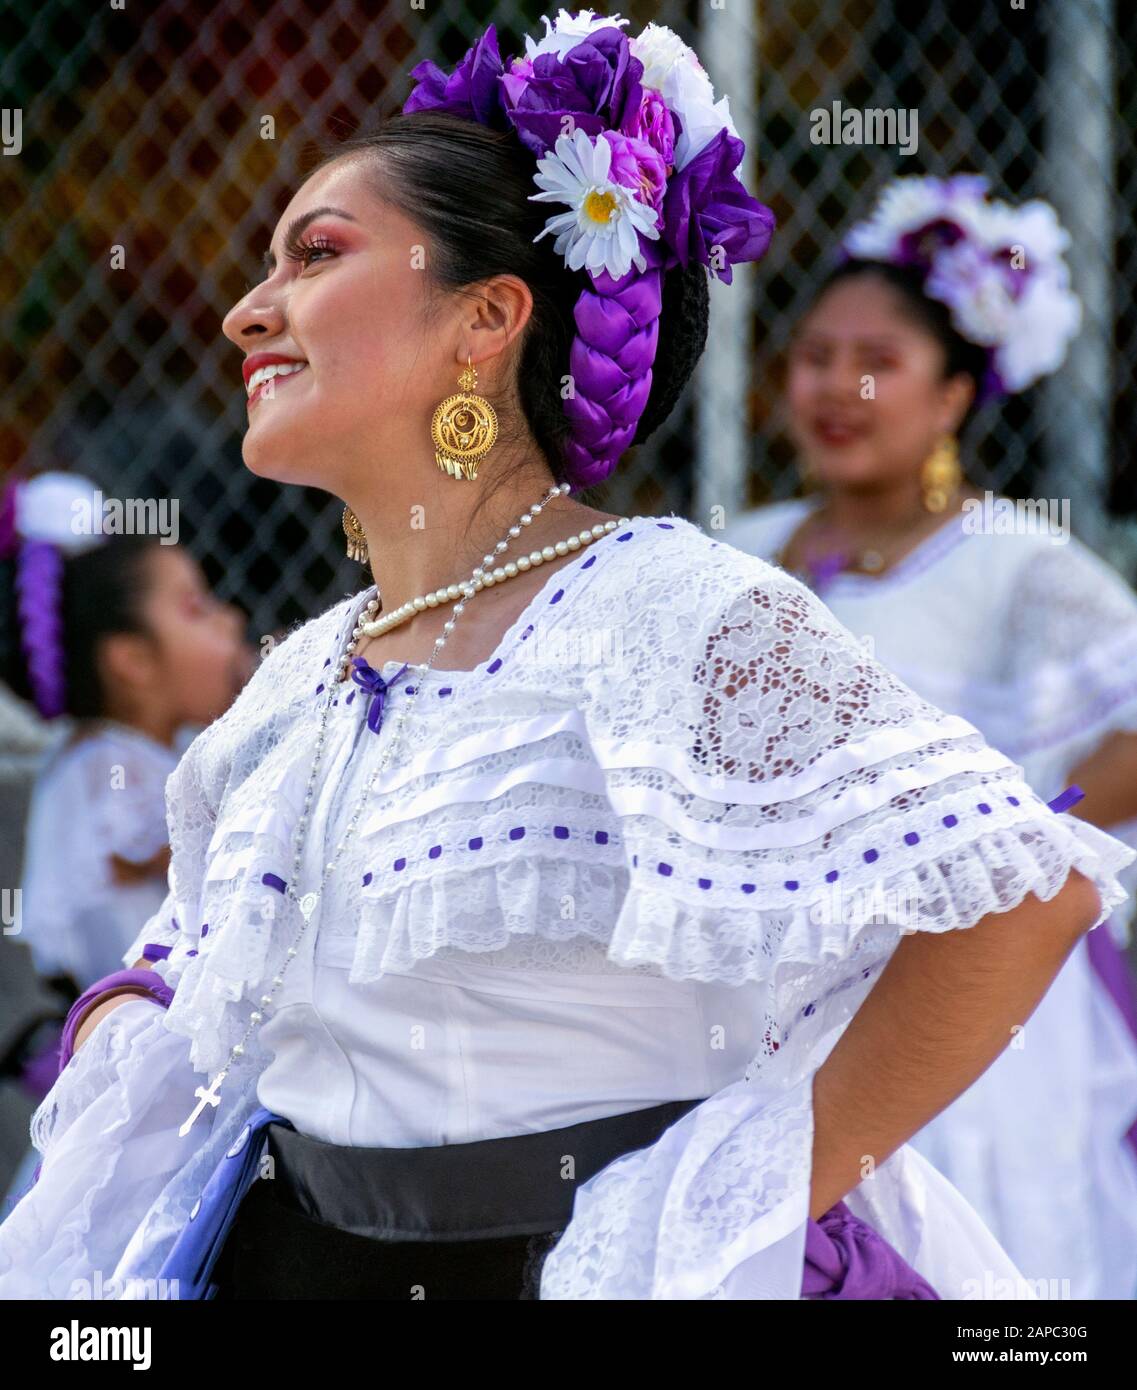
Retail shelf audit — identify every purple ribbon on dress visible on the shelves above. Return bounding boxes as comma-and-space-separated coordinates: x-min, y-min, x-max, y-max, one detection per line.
802, 1199, 940, 1299
350, 657, 408, 735
1046, 784, 1084, 815
805, 549, 850, 595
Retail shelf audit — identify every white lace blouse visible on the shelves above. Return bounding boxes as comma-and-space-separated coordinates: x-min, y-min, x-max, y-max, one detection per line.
3, 512, 1132, 1300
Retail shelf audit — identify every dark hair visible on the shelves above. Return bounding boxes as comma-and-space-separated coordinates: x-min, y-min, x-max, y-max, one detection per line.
1, 534, 161, 724
807, 259, 990, 425
310, 111, 710, 501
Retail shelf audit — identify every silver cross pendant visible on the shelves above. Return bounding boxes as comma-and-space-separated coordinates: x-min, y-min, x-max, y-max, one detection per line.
179, 1073, 224, 1137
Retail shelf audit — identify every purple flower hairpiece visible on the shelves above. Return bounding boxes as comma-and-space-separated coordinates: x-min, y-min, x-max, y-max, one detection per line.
403, 11, 776, 490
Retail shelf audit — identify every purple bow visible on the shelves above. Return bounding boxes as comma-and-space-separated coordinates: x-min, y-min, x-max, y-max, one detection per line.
804, 548, 850, 594
350, 657, 408, 735
802, 1199, 939, 1299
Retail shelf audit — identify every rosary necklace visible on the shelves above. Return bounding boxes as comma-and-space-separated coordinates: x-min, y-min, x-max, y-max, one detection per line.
180, 483, 630, 1134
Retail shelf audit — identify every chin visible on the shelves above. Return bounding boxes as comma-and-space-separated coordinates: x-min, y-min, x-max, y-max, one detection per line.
811, 450, 883, 489
241, 434, 310, 486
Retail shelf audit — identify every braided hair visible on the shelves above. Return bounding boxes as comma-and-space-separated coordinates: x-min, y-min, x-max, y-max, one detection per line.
311, 112, 710, 498
0, 534, 159, 723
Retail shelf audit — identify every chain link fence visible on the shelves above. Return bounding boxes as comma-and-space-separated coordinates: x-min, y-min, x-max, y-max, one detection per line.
2, 0, 1135, 646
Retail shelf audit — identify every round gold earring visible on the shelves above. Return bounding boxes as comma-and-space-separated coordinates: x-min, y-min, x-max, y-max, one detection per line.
431, 355, 498, 481
342, 505, 369, 565
920, 434, 962, 513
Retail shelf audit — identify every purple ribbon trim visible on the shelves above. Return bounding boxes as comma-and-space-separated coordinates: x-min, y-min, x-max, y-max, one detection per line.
1085, 920, 1137, 1162
1046, 784, 1084, 815
350, 657, 408, 734
57, 967, 175, 1073
802, 1199, 939, 1299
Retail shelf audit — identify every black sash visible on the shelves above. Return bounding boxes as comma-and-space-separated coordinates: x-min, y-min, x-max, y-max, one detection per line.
213, 1097, 703, 1299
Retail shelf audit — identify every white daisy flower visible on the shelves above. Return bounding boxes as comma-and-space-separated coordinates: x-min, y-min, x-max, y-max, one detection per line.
523, 8, 629, 63
529, 127, 660, 280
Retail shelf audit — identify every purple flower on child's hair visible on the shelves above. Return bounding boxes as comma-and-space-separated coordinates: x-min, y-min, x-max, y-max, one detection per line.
502, 27, 644, 158
662, 128, 776, 283
602, 130, 668, 214
621, 88, 676, 171
403, 24, 509, 128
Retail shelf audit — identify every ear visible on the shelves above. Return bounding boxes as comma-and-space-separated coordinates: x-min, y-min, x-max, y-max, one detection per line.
938, 371, 976, 436
96, 631, 160, 696
459, 274, 535, 370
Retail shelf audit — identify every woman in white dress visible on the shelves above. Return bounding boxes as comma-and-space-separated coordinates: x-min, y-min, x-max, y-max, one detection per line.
724, 175, 1137, 1298
0, 17, 1129, 1302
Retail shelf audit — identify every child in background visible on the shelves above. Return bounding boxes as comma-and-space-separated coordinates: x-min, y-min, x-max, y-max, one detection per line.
0, 470, 255, 997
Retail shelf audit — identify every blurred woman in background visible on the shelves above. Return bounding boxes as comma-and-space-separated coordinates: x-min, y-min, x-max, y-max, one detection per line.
725, 175, 1137, 1298
0, 470, 253, 997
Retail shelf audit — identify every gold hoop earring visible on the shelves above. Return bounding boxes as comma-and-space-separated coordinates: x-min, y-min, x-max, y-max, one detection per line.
342, 505, 369, 565
431, 355, 498, 481
921, 434, 962, 513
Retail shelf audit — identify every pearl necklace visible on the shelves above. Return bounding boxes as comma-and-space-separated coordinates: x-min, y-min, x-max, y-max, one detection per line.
179, 482, 630, 1135
358, 494, 631, 640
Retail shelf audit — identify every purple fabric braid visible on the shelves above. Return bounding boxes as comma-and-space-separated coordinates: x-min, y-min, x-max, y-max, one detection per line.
14, 539, 67, 720
563, 262, 663, 489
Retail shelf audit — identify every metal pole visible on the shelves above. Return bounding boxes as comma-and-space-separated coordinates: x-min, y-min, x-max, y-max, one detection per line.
694, 0, 759, 534
1041, 0, 1120, 563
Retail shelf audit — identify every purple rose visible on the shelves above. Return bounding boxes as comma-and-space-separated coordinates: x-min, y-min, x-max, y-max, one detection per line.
602, 131, 668, 215
621, 88, 676, 172
503, 28, 644, 158
402, 24, 508, 128
662, 128, 776, 284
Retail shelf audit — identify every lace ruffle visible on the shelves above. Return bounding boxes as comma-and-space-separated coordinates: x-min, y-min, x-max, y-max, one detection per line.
0, 998, 263, 1299
124, 528, 1135, 1080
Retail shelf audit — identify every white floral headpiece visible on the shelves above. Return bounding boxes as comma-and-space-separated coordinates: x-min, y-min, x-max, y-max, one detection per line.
840, 174, 1082, 395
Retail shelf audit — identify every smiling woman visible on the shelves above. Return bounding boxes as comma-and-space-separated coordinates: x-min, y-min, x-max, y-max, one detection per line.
725, 174, 1137, 1298
0, 13, 1131, 1305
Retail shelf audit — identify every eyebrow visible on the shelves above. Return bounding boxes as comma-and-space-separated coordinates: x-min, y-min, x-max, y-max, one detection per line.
261, 206, 358, 273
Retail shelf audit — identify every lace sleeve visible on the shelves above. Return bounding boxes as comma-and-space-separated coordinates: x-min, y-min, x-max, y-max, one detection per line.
1000, 537, 1137, 764
541, 558, 1135, 1301
585, 561, 1134, 1014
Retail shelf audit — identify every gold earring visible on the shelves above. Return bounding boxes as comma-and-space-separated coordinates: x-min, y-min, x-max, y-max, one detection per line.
342, 505, 368, 565
431, 355, 498, 481
921, 434, 961, 513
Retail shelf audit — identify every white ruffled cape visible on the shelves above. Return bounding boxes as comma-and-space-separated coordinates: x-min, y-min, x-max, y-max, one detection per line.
0, 515, 1131, 1300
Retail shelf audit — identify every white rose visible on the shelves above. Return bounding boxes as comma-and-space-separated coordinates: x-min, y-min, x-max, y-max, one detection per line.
523, 8, 630, 63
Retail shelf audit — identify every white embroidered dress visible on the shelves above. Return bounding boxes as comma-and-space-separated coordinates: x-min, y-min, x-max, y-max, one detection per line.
18, 722, 179, 988
0, 514, 1131, 1300
724, 499, 1137, 1299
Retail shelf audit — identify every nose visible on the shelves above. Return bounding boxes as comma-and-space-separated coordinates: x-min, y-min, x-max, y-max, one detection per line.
222, 284, 286, 348
818, 351, 863, 401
